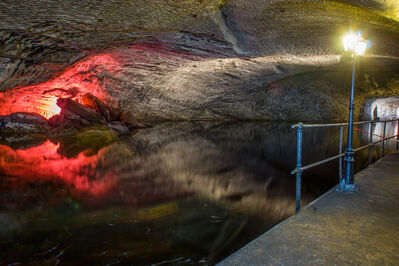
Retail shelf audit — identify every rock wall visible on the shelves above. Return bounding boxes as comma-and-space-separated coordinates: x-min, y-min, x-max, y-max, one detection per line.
222, 0, 399, 56
1, 0, 399, 122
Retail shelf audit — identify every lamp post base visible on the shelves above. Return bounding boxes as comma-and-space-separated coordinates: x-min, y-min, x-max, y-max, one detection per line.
344, 148, 355, 179
338, 149, 357, 193
337, 181, 358, 193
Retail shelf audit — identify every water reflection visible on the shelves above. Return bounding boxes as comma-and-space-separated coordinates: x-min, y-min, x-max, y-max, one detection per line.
0, 122, 397, 265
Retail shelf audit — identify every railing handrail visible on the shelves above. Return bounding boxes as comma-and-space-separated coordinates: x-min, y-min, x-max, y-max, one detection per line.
292, 119, 399, 128
291, 118, 399, 213
291, 130, 398, 175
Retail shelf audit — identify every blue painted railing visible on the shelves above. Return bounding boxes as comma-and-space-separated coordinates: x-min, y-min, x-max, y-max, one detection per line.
291, 118, 399, 213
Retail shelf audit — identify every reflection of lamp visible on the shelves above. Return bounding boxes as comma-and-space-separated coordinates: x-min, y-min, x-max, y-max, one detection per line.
339, 30, 370, 192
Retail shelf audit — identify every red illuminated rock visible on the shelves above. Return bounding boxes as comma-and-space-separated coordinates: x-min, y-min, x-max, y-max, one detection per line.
49, 121, 79, 137
48, 113, 65, 128
120, 111, 150, 129
82, 93, 120, 122
62, 109, 91, 127
0, 112, 51, 134
57, 98, 106, 125
42, 87, 80, 98
67, 87, 79, 98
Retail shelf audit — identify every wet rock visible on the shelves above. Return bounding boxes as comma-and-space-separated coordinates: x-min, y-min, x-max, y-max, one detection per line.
57, 98, 106, 125
48, 113, 65, 128
50, 121, 79, 137
0, 134, 47, 150
120, 111, 151, 129
0, 112, 51, 134
82, 93, 120, 122
107, 121, 130, 135
61, 108, 91, 127
120, 111, 138, 127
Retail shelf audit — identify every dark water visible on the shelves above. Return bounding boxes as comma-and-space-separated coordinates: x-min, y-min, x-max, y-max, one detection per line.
0, 122, 397, 265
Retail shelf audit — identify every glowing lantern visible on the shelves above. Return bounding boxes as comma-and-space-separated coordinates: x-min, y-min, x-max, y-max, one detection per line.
342, 31, 369, 56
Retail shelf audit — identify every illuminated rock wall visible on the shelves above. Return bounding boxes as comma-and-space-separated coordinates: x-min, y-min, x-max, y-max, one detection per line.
1, 0, 399, 122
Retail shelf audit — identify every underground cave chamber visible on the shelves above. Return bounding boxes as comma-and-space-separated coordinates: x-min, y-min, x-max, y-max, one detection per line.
1, 0, 399, 264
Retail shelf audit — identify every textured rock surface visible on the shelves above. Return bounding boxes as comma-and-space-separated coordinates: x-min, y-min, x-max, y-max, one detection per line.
57, 98, 106, 125
82, 93, 120, 122
1, 0, 399, 121
0, 112, 50, 134
0, 112, 50, 148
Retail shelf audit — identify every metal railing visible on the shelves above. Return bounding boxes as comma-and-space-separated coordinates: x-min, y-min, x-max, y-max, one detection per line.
291, 118, 399, 213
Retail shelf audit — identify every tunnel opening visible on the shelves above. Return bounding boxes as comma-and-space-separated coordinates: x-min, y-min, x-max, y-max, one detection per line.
372, 106, 378, 120
361, 96, 399, 121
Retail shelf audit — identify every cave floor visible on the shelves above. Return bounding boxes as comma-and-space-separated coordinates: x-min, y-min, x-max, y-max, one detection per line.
219, 151, 399, 265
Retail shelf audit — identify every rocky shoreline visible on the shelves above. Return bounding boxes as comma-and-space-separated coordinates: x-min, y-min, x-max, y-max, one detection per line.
0, 93, 151, 149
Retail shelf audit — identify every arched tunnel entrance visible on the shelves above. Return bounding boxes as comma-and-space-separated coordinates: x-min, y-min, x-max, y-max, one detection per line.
361, 97, 399, 121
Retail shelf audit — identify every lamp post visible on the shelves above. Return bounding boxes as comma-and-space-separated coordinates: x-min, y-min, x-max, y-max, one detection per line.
339, 31, 369, 192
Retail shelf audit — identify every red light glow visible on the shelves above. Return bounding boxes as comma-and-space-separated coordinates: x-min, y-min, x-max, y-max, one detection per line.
0, 53, 121, 119
0, 141, 117, 196
0, 40, 202, 120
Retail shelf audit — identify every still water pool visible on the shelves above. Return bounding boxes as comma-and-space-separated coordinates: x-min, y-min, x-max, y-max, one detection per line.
0, 122, 397, 265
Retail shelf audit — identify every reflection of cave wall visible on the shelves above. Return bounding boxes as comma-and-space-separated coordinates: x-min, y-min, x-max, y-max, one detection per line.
127, 122, 348, 209
0, 122, 345, 223
1, 121, 396, 264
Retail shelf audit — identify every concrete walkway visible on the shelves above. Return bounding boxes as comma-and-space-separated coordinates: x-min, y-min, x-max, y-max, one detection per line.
219, 152, 399, 265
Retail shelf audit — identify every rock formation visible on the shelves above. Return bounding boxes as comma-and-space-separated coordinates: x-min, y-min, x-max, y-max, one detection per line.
0, 93, 151, 150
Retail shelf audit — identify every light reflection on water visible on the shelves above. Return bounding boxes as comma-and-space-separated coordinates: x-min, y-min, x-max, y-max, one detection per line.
0, 122, 397, 265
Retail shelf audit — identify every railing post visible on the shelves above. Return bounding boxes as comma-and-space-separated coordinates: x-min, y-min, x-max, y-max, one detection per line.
396, 119, 399, 150
293, 123, 303, 213
382, 121, 387, 156
339, 125, 344, 184
368, 121, 373, 165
